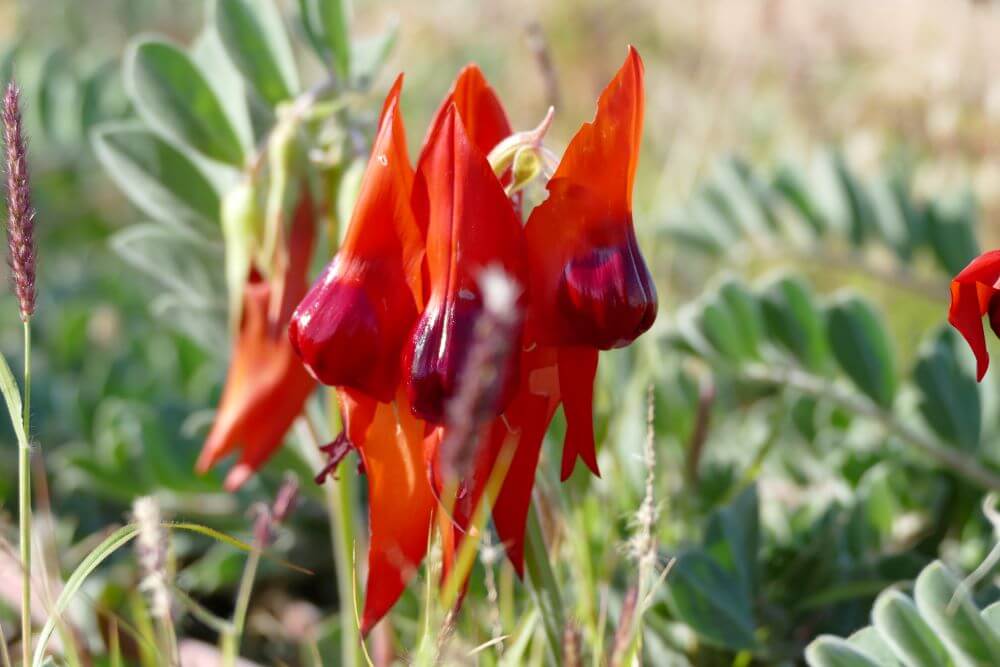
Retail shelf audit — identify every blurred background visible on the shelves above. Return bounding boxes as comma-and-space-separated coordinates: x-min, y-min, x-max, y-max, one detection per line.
1, 0, 1000, 664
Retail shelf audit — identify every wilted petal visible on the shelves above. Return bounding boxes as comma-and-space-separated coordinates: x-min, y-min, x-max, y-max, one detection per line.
197, 188, 317, 491
949, 249, 1000, 381
525, 46, 656, 350
290, 76, 422, 401
405, 105, 526, 423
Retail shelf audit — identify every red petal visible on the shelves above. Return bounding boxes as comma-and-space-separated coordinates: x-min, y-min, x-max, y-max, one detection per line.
290, 76, 423, 401
198, 189, 317, 489
491, 345, 560, 573
423, 65, 512, 158
949, 250, 1000, 381
358, 389, 435, 636
524, 46, 656, 349
405, 105, 526, 423
432, 345, 560, 580
558, 346, 600, 481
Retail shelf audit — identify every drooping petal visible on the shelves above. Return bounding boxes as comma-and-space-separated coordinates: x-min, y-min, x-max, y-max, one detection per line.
290, 76, 423, 401
949, 249, 1000, 381
405, 104, 527, 424
197, 188, 317, 491
524, 46, 656, 350
357, 389, 435, 636
557, 346, 600, 481
429, 344, 559, 582
491, 345, 560, 574
424, 64, 512, 159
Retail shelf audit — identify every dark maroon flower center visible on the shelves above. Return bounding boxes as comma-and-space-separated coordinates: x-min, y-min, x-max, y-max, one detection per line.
558, 230, 657, 349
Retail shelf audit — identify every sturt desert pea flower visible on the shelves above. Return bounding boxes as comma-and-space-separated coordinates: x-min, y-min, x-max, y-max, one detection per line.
948, 249, 1000, 380
436, 47, 656, 577
196, 186, 317, 491
525, 45, 656, 481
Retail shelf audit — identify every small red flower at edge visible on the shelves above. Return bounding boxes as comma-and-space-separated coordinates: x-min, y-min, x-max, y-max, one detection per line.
949, 249, 1000, 381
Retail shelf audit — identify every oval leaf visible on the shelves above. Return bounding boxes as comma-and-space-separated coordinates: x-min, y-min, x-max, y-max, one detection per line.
92, 122, 220, 232
825, 294, 896, 408
872, 590, 948, 667
125, 36, 245, 166
913, 327, 981, 451
806, 636, 881, 667
302, 0, 350, 78
214, 0, 300, 106
760, 274, 830, 373
664, 549, 756, 651
914, 560, 1000, 665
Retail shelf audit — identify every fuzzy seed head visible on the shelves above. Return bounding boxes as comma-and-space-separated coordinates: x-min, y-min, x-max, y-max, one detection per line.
133, 496, 171, 619
2, 81, 36, 321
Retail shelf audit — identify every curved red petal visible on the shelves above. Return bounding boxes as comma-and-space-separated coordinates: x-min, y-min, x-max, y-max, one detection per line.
524, 46, 656, 349
949, 282, 994, 382
558, 346, 600, 481
405, 105, 526, 423
358, 390, 435, 636
948, 250, 1000, 381
290, 76, 423, 401
423, 64, 512, 158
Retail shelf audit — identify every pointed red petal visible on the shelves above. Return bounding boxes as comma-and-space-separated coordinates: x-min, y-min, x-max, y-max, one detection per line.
290, 77, 423, 401
492, 388, 558, 573
405, 105, 526, 423
558, 346, 600, 481
423, 64, 512, 158
525, 46, 656, 349
483, 345, 559, 575
358, 390, 435, 636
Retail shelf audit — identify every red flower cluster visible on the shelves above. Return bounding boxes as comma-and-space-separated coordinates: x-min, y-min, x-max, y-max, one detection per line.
949, 250, 1000, 380
293, 46, 655, 633
202, 45, 656, 634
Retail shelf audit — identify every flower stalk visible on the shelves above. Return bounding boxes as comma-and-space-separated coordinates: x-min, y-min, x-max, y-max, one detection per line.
18, 319, 31, 667
4, 79, 37, 667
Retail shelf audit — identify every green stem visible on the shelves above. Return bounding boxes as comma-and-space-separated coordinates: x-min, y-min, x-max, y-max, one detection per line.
326, 467, 361, 667
294, 412, 362, 667
524, 505, 565, 666
220, 542, 261, 667
20, 319, 31, 667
